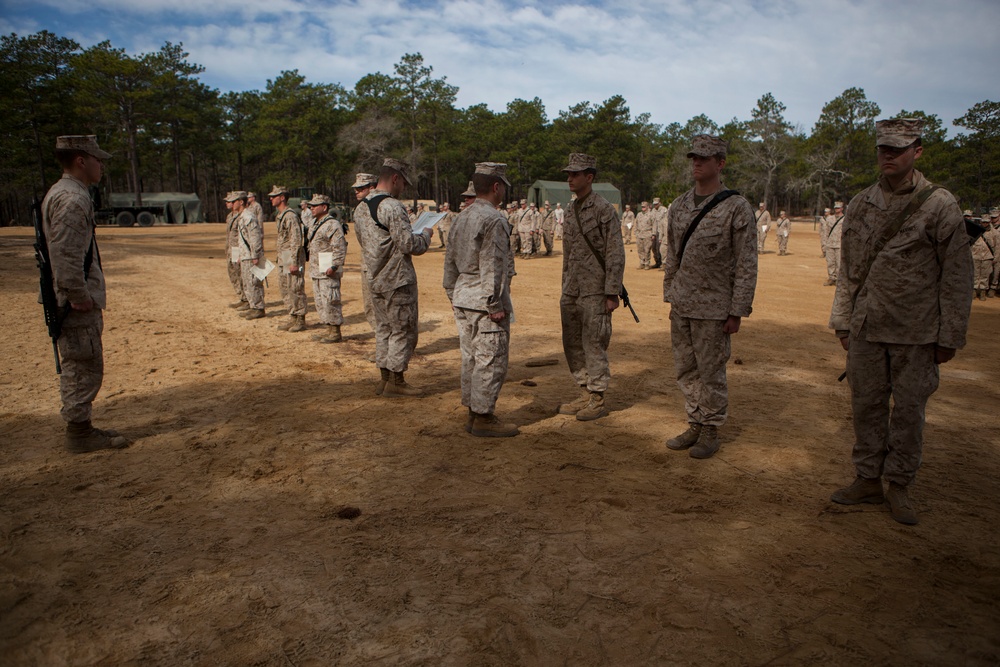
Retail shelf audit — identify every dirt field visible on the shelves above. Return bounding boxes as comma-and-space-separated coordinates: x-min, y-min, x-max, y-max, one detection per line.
1, 220, 998, 666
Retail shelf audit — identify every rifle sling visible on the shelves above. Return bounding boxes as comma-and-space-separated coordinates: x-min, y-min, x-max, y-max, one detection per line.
365, 194, 391, 232
678, 190, 739, 262
850, 184, 941, 308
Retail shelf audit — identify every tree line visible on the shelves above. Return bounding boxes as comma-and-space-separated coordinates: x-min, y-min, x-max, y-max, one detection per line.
2, 30, 998, 225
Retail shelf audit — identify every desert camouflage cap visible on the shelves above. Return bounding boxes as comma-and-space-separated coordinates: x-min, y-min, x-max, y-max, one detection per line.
562, 152, 597, 172
876, 118, 923, 148
474, 161, 512, 187
641, 201, 649, 207
56, 135, 112, 160
247, 191, 257, 199
653, 197, 661, 205
759, 202, 766, 207
226, 191, 247, 202
461, 181, 476, 197
520, 199, 527, 205
352, 173, 377, 189
267, 185, 289, 197
307, 194, 332, 207
382, 158, 413, 186
544, 200, 550, 206
963, 209, 973, 216
834, 201, 844, 209
824, 207, 831, 213
687, 134, 728, 158
991, 207, 1000, 218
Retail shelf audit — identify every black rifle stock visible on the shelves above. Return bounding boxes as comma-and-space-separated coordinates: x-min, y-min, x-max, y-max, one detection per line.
620, 285, 639, 323
32, 198, 68, 374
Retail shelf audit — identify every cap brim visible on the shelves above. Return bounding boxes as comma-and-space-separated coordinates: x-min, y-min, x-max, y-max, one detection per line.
90, 148, 112, 160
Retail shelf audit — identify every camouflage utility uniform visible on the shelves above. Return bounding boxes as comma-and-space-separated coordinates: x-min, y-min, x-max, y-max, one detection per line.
664, 188, 758, 429
309, 213, 348, 326
276, 207, 307, 317
236, 208, 265, 310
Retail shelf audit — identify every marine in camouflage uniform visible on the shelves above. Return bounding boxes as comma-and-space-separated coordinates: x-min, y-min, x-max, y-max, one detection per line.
246, 192, 264, 233
538, 201, 557, 255
634, 201, 654, 269
443, 162, 518, 437
620, 204, 635, 245
755, 202, 772, 254
821, 203, 844, 285
229, 191, 266, 318
986, 209, 1000, 297
557, 153, 626, 421
515, 200, 536, 258
351, 173, 379, 332
224, 195, 245, 308
775, 211, 791, 255
971, 221, 994, 300
829, 118, 974, 525
307, 194, 348, 343
554, 203, 565, 240
43, 135, 130, 453
650, 198, 668, 268
269, 185, 307, 331
663, 134, 758, 459
355, 158, 433, 396
437, 202, 455, 248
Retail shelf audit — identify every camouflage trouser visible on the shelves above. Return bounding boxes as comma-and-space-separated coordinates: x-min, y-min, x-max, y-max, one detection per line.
519, 231, 534, 254
510, 232, 520, 255
825, 247, 841, 281
636, 236, 652, 267
453, 307, 510, 415
560, 293, 612, 392
973, 260, 991, 290
621, 225, 632, 244
777, 233, 789, 255
240, 260, 264, 309
541, 230, 554, 255
437, 226, 448, 247
670, 312, 731, 427
651, 233, 662, 266
991, 258, 1000, 289
554, 223, 563, 240
312, 276, 343, 325
57, 309, 104, 424
228, 257, 243, 298
757, 228, 768, 252
279, 269, 308, 316
847, 336, 939, 486
360, 268, 377, 332
371, 283, 419, 373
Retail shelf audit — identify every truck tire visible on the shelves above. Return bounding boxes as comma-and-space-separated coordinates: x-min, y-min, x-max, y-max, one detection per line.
116, 211, 136, 227
137, 211, 155, 227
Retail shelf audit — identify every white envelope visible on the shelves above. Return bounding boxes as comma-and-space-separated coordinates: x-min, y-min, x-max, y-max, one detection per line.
249, 259, 276, 281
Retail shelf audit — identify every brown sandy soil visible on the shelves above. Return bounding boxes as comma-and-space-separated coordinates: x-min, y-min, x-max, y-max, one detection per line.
1, 220, 998, 666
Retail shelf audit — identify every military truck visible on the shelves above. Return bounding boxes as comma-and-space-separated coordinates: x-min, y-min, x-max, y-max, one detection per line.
96, 191, 204, 227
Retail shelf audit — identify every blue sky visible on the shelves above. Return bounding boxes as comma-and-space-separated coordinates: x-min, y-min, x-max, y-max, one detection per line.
2, 0, 998, 137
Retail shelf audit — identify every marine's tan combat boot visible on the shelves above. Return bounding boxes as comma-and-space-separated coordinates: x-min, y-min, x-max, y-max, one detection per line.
235, 301, 251, 312
886, 482, 918, 525
557, 386, 590, 415
830, 476, 885, 505
689, 425, 720, 459
229, 299, 247, 309
470, 413, 519, 437
244, 308, 265, 320
66, 420, 130, 454
575, 391, 608, 421
823, 279, 836, 286
287, 315, 306, 333
383, 371, 423, 397
666, 423, 702, 451
375, 368, 390, 396
277, 316, 295, 331
988, 289, 995, 298
315, 324, 341, 343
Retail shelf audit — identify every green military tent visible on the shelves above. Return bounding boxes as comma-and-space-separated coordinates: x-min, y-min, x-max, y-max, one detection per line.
108, 192, 204, 225
527, 181, 622, 213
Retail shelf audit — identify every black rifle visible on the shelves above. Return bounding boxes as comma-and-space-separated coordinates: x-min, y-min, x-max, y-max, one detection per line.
620, 285, 639, 323
33, 198, 69, 374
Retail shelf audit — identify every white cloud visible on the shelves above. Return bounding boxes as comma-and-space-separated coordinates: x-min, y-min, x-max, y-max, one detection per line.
2, 0, 998, 133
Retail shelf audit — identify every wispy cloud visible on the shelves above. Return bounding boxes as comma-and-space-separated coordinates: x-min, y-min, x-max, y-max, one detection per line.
2, 0, 997, 133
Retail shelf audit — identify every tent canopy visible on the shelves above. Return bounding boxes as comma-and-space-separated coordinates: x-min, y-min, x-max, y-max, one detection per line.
527, 180, 622, 213
108, 192, 204, 224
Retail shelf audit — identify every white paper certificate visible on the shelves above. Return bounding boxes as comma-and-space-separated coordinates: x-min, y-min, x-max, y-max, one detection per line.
230, 247, 240, 263
318, 252, 334, 272
412, 212, 445, 233
250, 259, 276, 281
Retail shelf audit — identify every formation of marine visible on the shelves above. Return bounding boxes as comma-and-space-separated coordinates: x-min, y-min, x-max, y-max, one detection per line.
36, 117, 988, 527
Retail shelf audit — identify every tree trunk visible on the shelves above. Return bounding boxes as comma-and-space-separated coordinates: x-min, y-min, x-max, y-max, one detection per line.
173, 124, 183, 191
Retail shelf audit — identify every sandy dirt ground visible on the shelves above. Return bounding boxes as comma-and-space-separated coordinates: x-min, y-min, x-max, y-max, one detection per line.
1, 219, 998, 666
